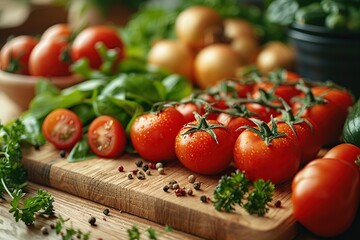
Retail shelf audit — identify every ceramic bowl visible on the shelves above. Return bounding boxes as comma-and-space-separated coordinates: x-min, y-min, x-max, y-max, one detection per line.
0, 70, 84, 110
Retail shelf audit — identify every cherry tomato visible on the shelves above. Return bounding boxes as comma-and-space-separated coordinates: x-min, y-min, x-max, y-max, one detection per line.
276, 119, 322, 164
175, 120, 233, 175
323, 143, 360, 174
29, 38, 71, 77
130, 107, 185, 162
71, 25, 125, 70
311, 86, 354, 116
233, 125, 301, 184
42, 108, 83, 150
41, 24, 71, 41
0, 35, 38, 75
292, 158, 360, 237
252, 82, 301, 105
175, 102, 203, 123
87, 115, 126, 158
293, 94, 347, 146
245, 102, 279, 123
216, 113, 255, 140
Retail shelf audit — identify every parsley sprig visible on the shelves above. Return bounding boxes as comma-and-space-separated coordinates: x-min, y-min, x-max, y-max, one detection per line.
55, 215, 91, 240
212, 170, 275, 216
127, 225, 173, 240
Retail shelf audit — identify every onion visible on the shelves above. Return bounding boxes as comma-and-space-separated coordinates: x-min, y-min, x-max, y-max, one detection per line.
147, 39, 194, 81
194, 44, 242, 89
231, 36, 259, 64
175, 6, 223, 50
224, 18, 258, 40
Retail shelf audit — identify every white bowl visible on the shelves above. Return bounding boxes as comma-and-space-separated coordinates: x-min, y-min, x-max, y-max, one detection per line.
0, 70, 83, 110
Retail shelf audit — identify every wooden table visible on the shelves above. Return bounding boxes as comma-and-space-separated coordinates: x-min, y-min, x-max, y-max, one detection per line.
0, 92, 359, 240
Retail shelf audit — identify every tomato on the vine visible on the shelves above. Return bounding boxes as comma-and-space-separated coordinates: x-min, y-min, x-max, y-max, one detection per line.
0, 35, 38, 75
71, 25, 125, 70
41, 24, 72, 41
29, 38, 71, 77
130, 107, 185, 162
323, 143, 360, 174
42, 108, 83, 150
233, 118, 301, 184
292, 158, 360, 237
175, 102, 203, 123
175, 119, 233, 175
87, 115, 126, 158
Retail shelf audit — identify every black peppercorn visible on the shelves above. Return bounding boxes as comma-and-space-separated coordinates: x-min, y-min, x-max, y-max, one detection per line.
200, 195, 208, 203
59, 150, 66, 158
103, 208, 110, 216
135, 159, 143, 167
88, 216, 96, 226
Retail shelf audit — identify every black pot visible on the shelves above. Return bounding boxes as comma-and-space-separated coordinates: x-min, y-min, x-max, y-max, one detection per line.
288, 23, 360, 97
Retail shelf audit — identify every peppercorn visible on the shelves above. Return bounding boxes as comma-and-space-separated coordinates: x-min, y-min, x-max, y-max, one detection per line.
169, 180, 177, 186
163, 185, 170, 192
172, 183, 179, 190
149, 163, 156, 169
142, 164, 149, 171
103, 208, 110, 216
193, 181, 201, 190
200, 195, 208, 203
127, 172, 133, 179
155, 162, 163, 169
175, 188, 186, 197
88, 216, 96, 226
158, 167, 165, 175
188, 174, 196, 183
59, 150, 66, 158
132, 169, 139, 175
49, 223, 55, 229
186, 188, 193, 196
146, 169, 151, 175
118, 165, 124, 172
41, 226, 49, 235
135, 159, 143, 167
137, 170, 146, 180
275, 200, 282, 208
34, 143, 40, 151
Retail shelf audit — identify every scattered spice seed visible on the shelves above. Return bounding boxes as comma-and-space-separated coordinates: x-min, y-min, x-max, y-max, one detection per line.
118, 165, 124, 172
193, 181, 201, 190
136, 170, 146, 180
172, 183, 179, 190
103, 217, 107, 221
103, 208, 110, 216
59, 150, 66, 158
175, 188, 186, 197
142, 164, 149, 171
158, 167, 165, 175
163, 185, 170, 192
188, 175, 196, 183
149, 163, 156, 169
200, 195, 208, 203
186, 188, 193, 196
132, 169, 139, 175
146, 169, 151, 175
155, 162, 163, 169
169, 180, 177, 185
77, 233, 81, 239
127, 172, 133, 179
49, 223, 55, 229
88, 216, 96, 226
135, 159, 143, 167
275, 200, 282, 208
41, 226, 49, 235
34, 143, 40, 150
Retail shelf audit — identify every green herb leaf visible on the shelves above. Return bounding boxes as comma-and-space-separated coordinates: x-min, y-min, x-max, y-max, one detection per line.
243, 179, 275, 216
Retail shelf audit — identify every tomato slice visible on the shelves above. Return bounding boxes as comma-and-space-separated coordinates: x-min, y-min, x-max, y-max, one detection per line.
87, 115, 126, 158
42, 108, 83, 150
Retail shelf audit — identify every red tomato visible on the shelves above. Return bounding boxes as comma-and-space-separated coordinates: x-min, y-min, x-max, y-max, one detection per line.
216, 112, 255, 140
245, 102, 279, 123
276, 119, 322, 164
323, 143, 360, 174
293, 95, 347, 146
41, 24, 71, 41
42, 108, 83, 150
130, 107, 185, 162
175, 120, 233, 175
29, 38, 71, 77
175, 102, 203, 123
87, 115, 126, 158
311, 86, 354, 116
252, 82, 301, 105
292, 158, 360, 237
0, 35, 38, 75
71, 25, 125, 70
197, 93, 229, 120
233, 126, 301, 184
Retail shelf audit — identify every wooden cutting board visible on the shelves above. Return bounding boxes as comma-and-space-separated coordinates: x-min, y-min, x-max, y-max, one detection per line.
22, 144, 298, 240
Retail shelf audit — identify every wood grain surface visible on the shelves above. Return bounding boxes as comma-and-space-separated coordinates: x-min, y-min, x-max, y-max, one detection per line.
0, 182, 202, 240
23, 144, 298, 240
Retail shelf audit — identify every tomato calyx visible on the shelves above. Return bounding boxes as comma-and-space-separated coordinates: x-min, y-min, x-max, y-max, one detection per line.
295, 83, 327, 110
242, 117, 286, 146
238, 88, 282, 110
181, 112, 226, 144
150, 101, 179, 114
276, 98, 314, 138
